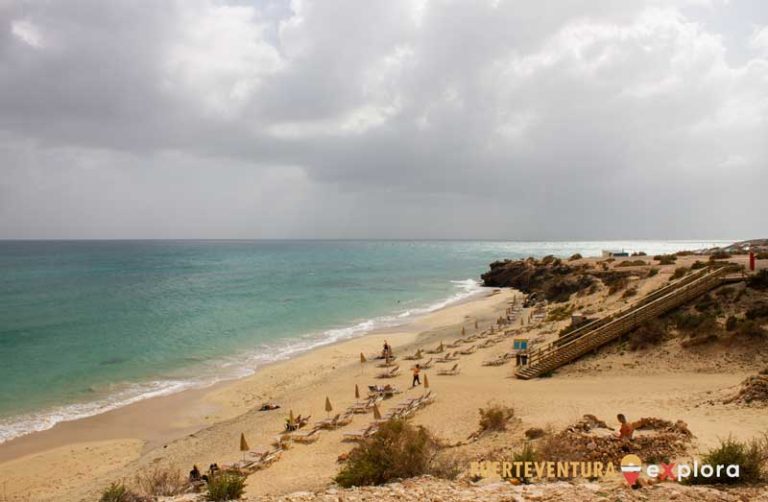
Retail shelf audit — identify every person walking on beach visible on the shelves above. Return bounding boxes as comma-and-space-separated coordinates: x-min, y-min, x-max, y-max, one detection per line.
411, 364, 421, 387
382, 340, 392, 359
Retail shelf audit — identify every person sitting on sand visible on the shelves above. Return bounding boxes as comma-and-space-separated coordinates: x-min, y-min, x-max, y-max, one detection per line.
259, 403, 280, 411
411, 364, 421, 387
189, 465, 201, 482
617, 413, 634, 440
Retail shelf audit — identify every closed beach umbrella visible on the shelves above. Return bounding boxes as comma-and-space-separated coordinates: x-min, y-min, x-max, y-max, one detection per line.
325, 396, 333, 417
373, 403, 382, 420
360, 352, 366, 363
461, 326, 465, 336
355, 383, 360, 400
474, 320, 478, 329
423, 373, 429, 390
438, 342, 444, 352
289, 409, 295, 427
240, 433, 249, 460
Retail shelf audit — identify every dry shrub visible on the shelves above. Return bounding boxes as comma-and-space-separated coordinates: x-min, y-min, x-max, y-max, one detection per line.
478, 403, 515, 433
748, 270, 768, 290
335, 419, 441, 487
737, 320, 767, 338
670, 266, 689, 280
709, 251, 732, 261
134, 466, 187, 497
654, 254, 677, 265
687, 435, 768, 485
622, 287, 638, 299
628, 320, 666, 350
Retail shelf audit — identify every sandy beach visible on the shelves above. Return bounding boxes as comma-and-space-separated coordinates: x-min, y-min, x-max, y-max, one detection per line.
2, 253, 767, 501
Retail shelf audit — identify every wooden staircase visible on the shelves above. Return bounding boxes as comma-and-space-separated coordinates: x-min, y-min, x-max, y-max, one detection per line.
515, 266, 733, 380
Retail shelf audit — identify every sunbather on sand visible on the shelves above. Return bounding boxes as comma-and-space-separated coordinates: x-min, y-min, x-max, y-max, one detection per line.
259, 403, 280, 411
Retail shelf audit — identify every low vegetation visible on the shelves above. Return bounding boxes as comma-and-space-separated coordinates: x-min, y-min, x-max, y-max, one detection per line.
546, 303, 574, 322
206, 473, 246, 501
478, 403, 516, 433
709, 250, 732, 261
99, 483, 146, 502
670, 266, 689, 281
335, 419, 442, 487
748, 270, 768, 290
654, 254, 677, 265
687, 436, 768, 485
134, 466, 186, 497
616, 259, 646, 267
569, 253, 582, 261
621, 286, 638, 299
628, 320, 667, 350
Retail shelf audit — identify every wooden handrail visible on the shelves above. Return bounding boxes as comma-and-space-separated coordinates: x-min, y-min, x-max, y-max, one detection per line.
519, 267, 727, 378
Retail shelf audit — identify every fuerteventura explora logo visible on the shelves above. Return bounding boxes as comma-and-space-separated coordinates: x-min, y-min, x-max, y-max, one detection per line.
620, 454, 642, 486
620, 454, 741, 485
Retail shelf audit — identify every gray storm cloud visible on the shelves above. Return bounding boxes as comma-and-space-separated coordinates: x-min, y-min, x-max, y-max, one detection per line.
0, 0, 766, 239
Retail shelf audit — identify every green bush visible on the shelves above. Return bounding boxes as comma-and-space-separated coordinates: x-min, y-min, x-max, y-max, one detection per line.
670, 267, 689, 280
99, 483, 146, 502
478, 403, 515, 433
569, 253, 582, 261
687, 436, 766, 485
691, 260, 708, 270
206, 473, 246, 501
654, 254, 677, 265
647, 268, 659, 277
335, 419, 440, 487
709, 251, 732, 261
756, 252, 768, 260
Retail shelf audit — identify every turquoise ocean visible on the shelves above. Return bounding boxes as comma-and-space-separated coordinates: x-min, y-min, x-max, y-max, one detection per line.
0, 239, 729, 443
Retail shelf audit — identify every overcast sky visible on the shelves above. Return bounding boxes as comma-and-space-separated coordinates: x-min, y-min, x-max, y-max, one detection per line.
1, 0, 767, 240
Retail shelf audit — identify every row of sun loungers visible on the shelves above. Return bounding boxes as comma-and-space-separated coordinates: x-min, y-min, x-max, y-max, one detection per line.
435, 351, 459, 363
342, 391, 437, 441
482, 352, 515, 366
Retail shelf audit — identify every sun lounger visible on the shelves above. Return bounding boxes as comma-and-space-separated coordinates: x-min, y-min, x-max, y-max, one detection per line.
315, 413, 341, 429
402, 349, 423, 360
482, 353, 513, 366
336, 412, 354, 427
346, 396, 381, 414
425, 343, 444, 354
293, 427, 322, 443
435, 352, 458, 363
420, 358, 433, 369
446, 339, 464, 348
458, 344, 476, 355
343, 424, 378, 441
437, 363, 460, 376
368, 385, 401, 398
376, 365, 400, 378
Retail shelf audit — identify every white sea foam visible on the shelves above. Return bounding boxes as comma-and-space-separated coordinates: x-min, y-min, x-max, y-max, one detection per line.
0, 278, 485, 444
